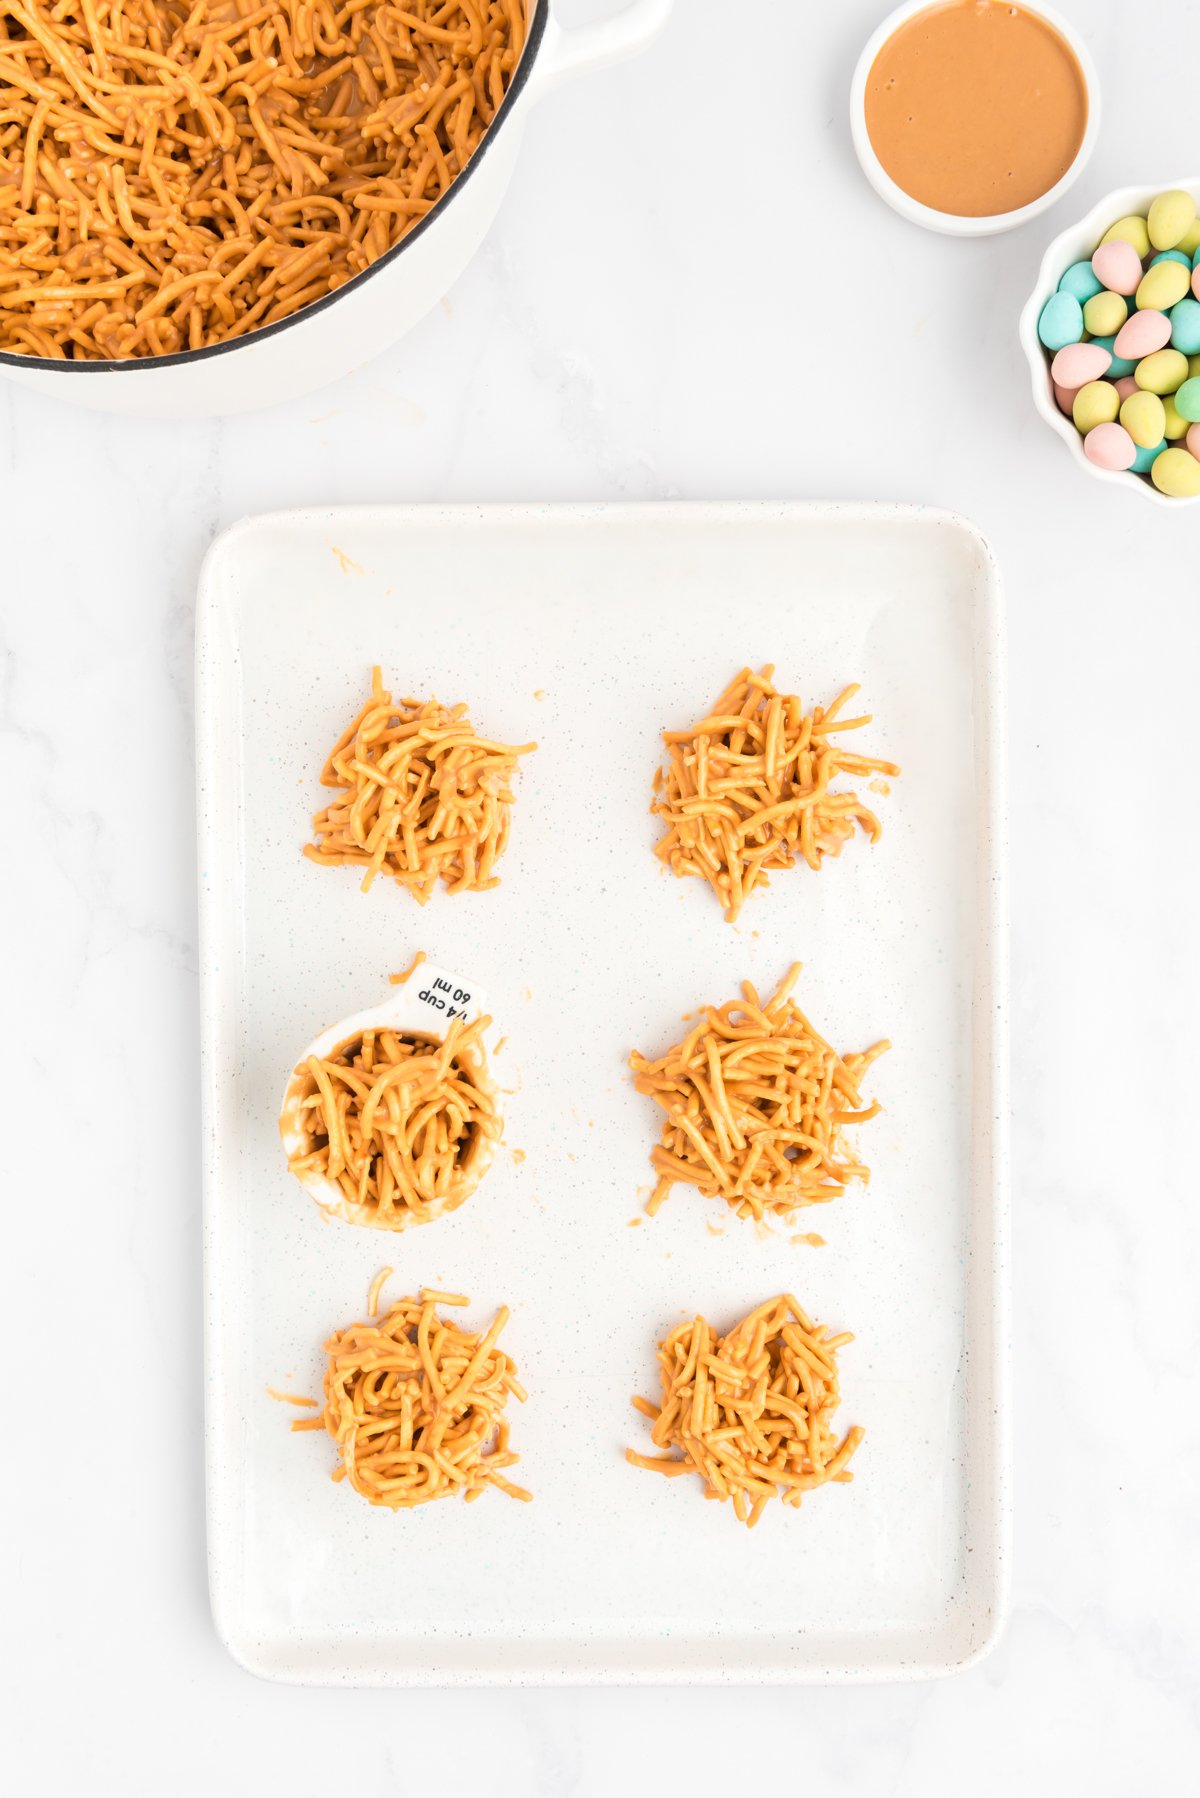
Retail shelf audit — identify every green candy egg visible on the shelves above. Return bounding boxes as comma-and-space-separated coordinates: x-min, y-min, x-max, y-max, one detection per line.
1058, 260, 1105, 304
1169, 299, 1200, 354
1130, 438, 1167, 475
1174, 377, 1200, 422
1038, 291, 1084, 351
1149, 250, 1192, 271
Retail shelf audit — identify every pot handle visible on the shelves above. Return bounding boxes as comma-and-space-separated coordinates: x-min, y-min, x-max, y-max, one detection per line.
528, 0, 672, 98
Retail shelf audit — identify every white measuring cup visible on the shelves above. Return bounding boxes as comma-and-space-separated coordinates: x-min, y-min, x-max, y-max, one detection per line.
279, 963, 501, 1230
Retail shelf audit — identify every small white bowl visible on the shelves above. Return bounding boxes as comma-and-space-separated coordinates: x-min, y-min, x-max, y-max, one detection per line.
850, 0, 1100, 237
1019, 177, 1200, 508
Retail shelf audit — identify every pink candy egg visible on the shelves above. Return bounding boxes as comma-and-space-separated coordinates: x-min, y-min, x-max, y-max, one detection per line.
1084, 422, 1138, 470
1194, 264, 1200, 301
1188, 424, 1200, 459
1092, 239, 1143, 296
1053, 381, 1078, 415
1051, 342, 1112, 386
1114, 309, 1171, 359
1114, 376, 1139, 400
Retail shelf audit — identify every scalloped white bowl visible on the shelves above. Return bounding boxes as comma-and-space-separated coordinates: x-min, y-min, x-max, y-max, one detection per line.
1019, 176, 1200, 508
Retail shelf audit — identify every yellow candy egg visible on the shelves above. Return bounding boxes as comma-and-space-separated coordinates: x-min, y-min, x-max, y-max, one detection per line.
1136, 348, 1189, 395
1120, 390, 1167, 448
1082, 291, 1127, 337
1150, 446, 1200, 496
1072, 380, 1120, 433
1180, 220, 1200, 258
1162, 395, 1189, 439
1101, 215, 1151, 258
1191, 355, 1200, 379
1147, 189, 1197, 252
1136, 260, 1192, 311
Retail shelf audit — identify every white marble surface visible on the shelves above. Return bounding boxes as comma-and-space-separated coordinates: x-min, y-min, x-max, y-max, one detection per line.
3, 0, 1198, 1790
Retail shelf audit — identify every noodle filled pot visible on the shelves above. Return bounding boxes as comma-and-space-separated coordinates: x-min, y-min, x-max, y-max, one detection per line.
0, 1, 672, 420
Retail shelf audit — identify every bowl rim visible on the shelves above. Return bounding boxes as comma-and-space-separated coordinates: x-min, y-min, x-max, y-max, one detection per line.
0, 0, 549, 377
849, 0, 1100, 238
1018, 175, 1200, 508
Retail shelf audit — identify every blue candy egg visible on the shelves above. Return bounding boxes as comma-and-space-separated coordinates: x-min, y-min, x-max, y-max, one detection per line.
1058, 260, 1104, 304
1149, 250, 1192, 270
1131, 438, 1167, 474
1171, 298, 1200, 354
1038, 291, 1084, 351
1090, 334, 1138, 379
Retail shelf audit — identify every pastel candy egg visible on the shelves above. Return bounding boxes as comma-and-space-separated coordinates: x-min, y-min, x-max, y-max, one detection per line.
1193, 264, 1200, 299
1149, 250, 1192, 271
1135, 348, 1189, 394
1072, 380, 1120, 433
1058, 260, 1105, 304
1175, 376, 1200, 421
1082, 291, 1127, 336
1051, 342, 1112, 386
1131, 439, 1167, 475
1053, 382, 1078, 416
1180, 220, 1200, 257
1150, 446, 1200, 496
1147, 189, 1197, 251
1100, 215, 1151, 259
1136, 260, 1191, 311
1038, 290, 1084, 351
1113, 309, 1171, 359
1120, 390, 1166, 448
1169, 298, 1200, 354
1188, 423, 1200, 458
1091, 335, 1138, 379
1191, 355, 1200, 378
1162, 396, 1188, 439
1114, 376, 1139, 400
1083, 422, 1137, 471
1091, 239, 1142, 296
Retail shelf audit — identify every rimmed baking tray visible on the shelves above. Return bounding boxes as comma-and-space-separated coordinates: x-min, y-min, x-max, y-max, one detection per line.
197, 501, 1008, 1684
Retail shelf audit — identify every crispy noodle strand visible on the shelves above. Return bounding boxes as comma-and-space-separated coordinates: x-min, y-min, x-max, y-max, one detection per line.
284, 1007, 501, 1229
0, 2, 526, 360
304, 665, 536, 901
629, 963, 888, 1223
627, 1294, 863, 1528
287, 1273, 531, 1509
652, 664, 900, 922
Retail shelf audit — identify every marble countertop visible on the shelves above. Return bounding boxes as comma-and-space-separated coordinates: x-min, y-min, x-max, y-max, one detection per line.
3, 1, 1197, 1790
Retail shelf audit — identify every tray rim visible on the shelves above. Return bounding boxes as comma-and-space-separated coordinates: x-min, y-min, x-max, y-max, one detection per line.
195, 498, 1011, 1687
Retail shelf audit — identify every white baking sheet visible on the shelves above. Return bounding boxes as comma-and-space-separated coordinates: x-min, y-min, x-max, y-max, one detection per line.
196, 501, 1009, 1685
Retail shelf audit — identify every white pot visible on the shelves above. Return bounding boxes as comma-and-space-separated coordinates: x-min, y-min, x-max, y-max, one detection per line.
0, 0, 672, 420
